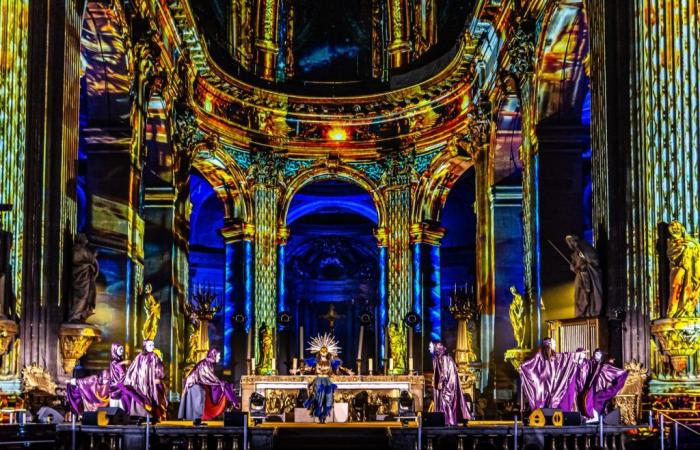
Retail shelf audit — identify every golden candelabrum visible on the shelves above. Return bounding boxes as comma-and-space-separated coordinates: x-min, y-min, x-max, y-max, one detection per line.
58, 323, 102, 375
449, 286, 481, 395
184, 283, 221, 362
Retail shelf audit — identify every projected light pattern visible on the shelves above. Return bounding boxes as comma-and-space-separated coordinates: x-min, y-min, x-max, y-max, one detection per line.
429, 245, 441, 341
244, 240, 253, 332
0, 0, 28, 314
412, 243, 422, 332
298, 45, 360, 74
379, 246, 387, 362
278, 244, 286, 316
224, 242, 235, 365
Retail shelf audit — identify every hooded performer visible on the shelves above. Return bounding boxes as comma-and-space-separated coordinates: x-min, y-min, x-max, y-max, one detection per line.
520, 337, 587, 412
178, 348, 239, 420
109, 343, 129, 408
429, 341, 472, 425
121, 340, 168, 419
577, 349, 628, 421
66, 370, 109, 417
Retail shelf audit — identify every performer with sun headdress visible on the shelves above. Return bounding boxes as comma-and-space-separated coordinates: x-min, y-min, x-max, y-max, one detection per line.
291, 333, 353, 422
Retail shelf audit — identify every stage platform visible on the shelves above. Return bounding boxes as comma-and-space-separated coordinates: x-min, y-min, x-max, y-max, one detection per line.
42, 420, 656, 450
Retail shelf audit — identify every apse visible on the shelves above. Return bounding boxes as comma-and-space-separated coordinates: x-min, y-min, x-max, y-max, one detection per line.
285, 180, 379, 364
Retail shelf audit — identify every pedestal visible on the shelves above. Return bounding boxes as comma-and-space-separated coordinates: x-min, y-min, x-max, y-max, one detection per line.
58, 323, 102, 374
651, 317, 700, 373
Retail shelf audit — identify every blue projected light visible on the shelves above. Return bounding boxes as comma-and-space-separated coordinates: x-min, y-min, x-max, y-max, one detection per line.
379, 247, 387, 363
278, 245, 286, 316
429, 245, 441, 342
298, 45, 359, 73
244, 241, 253, 332
412, 243, 422, 332
287, 194, 378, 224
224, 243, 235, 366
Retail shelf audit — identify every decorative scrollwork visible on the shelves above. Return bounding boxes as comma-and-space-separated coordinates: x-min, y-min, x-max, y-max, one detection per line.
508, 18, 536, 79
248, 149, 285, 186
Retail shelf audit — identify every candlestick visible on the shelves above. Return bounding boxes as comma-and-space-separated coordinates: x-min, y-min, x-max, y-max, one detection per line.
246, 328, 252, 360
250, 357, 255, 375
292, 357, 298, 372
368, 358, 373, 375
409, 357, 414, 372
299, 326, 304, 359
272, 358, 276, 373
357, 325, 364, 360
389, 358, 394, 371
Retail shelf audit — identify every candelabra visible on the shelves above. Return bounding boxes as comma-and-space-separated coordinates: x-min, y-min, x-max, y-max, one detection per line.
449, 285, 481, 396
184, 283, 222, 362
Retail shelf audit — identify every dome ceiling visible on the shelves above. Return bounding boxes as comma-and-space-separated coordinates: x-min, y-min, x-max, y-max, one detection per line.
189, 0, 476, 94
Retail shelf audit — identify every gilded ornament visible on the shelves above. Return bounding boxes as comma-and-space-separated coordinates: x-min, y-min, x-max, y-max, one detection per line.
509, 286, 527, 349
141, 283, 160, 341
21, 364, 57, 395
58, 323, 102, 374
665, 220, 700, 318
612, 360, 648, 425
388, 322, 406, 375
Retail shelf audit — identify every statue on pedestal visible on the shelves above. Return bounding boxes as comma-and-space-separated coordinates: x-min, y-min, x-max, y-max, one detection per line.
68, 234, 99, 323
388, 322, 406, 375
509, 286, 526, 349
565, 235, 603, 318
178, 348, 239, 420
666, 220, 700, 318
257, 323, 274, 375
141, 283, 160, 341
429, 341, 472, 425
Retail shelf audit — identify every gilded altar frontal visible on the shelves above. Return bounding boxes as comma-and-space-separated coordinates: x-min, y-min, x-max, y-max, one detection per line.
0, 0, 698, 448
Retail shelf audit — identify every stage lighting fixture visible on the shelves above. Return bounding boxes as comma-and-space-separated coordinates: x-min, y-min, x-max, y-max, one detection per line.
403, 312, 420, 328
278, 311, 292, 324
398, 390, 415, 422
359, 311, 373, 326
233, 314, 247, 325
249, 392, 266, 419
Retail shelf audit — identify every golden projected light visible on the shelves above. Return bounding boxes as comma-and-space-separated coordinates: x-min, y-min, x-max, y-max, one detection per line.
327, 127, 348, 141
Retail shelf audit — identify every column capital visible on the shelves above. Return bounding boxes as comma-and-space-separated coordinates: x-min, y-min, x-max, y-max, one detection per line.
410, 222, 446, 246
220, 221, 255, 242
277, 225, 289, 245
373, 227, 388, 247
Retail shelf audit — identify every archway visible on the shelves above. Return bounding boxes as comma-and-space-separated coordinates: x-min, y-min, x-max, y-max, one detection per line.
284, 179, 381, 373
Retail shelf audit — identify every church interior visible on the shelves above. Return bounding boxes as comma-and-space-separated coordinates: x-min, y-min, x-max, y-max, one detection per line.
0, 0, 699, 449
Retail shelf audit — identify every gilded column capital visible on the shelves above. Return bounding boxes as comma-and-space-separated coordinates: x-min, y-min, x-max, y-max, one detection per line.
374, 227, 388, 247
248, 148, 285, 187
220, 221, 255, 242
277, 225, 290, 245
409, 222, 445, 246
380, 148, 415, 186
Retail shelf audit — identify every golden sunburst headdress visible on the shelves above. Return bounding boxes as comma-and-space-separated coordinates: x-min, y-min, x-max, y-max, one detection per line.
307, 333, 341, 356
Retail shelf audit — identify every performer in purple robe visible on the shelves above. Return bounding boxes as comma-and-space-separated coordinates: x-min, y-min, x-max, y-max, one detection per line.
121, 340, 168, 419
577, 349, 628, 421
429, 341, 472, 425
66, 369, 109, 417
178, 348, 239, 420
520, 337, 587, 412
109, 343, 129, 408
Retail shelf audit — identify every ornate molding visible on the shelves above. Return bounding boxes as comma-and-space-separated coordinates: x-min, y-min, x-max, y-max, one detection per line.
248, 149, 285, 187
507, 18, 536, 80
58, 324, 102, 375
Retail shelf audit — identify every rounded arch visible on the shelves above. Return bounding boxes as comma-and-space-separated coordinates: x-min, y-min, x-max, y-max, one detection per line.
190, 144, 251, 223
282, 164, 387, 227
534, 0, 589, 123
412, 152, 473, 224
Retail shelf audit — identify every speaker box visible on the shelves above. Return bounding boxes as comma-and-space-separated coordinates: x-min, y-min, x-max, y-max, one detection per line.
603, 409, 620, 425
562, 411, 583, 426
528, 408, 564, 426
224, 411, 247, 427
422, 412, 445, 427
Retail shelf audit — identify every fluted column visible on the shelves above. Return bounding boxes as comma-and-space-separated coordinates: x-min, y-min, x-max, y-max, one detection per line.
254, 0, 280, 80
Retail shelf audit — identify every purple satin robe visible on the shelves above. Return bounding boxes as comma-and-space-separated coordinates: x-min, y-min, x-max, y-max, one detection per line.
179, 348, 239, 420
109, 343, 128, 404
520, 349, 583, 412
577, 359, 628, 418
432, 343, 472, 425
121, 342, 168, 418
66, 370, 109, 416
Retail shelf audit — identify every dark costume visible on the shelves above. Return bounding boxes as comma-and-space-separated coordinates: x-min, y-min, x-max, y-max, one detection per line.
178, 348, 239, 420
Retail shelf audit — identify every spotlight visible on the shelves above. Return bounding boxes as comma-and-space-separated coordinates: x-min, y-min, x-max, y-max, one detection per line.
233, 314, 247, 325
359, 311, 374, 326
278, 311, 292, 324
327, 127, 348, 141
398, 390, 415, 423
403, 312, 420, 329
249, 392, 266, 422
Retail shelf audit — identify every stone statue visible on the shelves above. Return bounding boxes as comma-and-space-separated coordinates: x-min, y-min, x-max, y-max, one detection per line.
666, 220, 700, 318
257, 323, 273, 374
565, 235, 603, 317
68, 234, 99, 323
141, 283, 160, 341
388, 322, 406, 374
509, 286, 526, 349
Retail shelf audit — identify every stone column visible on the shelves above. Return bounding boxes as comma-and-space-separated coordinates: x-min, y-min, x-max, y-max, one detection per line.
254, 0, 280, 80
410, 222, 445, 373
386, 0, 412, 67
